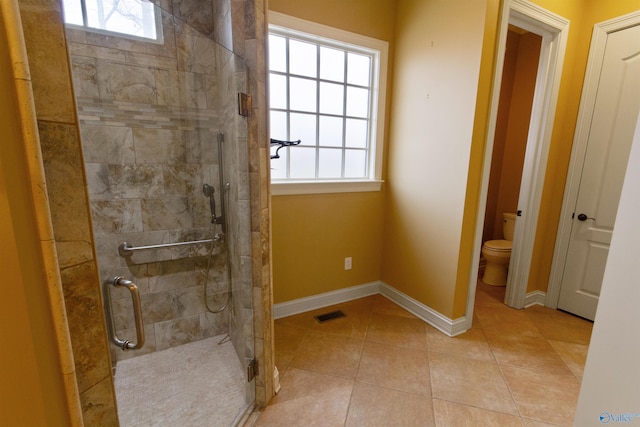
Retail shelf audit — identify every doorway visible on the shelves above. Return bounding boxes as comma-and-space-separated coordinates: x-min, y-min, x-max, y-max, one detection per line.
481, 26, 542, 271
466, 0, 570, 326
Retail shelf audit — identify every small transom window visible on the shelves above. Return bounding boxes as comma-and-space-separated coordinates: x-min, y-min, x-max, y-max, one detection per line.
62, 0, 162, 42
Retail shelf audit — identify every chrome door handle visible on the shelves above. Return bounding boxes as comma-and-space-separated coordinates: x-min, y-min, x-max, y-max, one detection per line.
103, 276, 145, 351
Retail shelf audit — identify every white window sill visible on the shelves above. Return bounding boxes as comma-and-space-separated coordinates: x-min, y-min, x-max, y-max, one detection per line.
271, 180, 384, 196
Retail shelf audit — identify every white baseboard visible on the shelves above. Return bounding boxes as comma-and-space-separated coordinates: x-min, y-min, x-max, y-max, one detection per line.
524, 290, 547, 307
272, 281, 468, 337
272, 281, 380, 319
378, 282, 467, 337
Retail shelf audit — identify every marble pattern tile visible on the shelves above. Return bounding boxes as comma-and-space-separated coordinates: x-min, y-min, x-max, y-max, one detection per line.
146, 258, 203, 292
199, 311, 228, 337
274, 323, 308, 367
19, 1, 77, 122
256, 368, 353, 427
429, 351, 518, 415
357, 341, 431, 395
289, 331, 364, 379
59, 261, 112, 394
91, 199, 143, 235
162, 164, 202, 196
109, 164, 165, 199
427, 325, 495, 363
548, 340, 589, 380
80, 124, 135, 163
154, 68, 182, 107
501, 365, 581, 426
474, 303, 542, 336
93, 233, 126, 270
176, 32, 218, 74
154, 315, 201, 350
70, 56, 100, 98
184, 128, 219, 163
432, 399, 524, 427
78, 376, 119, 426
141, 197, 193, 231
96, 60, 157, 103
38, 121, 94, 246
133, 128, 185, 164
346, 382, 435, 427
524, 305, 593, 345
173, 0, 215, 39
484, 329, 575, 376
366, 312, 427, 350
175, 285, 207, 317
84, 163, 111, 200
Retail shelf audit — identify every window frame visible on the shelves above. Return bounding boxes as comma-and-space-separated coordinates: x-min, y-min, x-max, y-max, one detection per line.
62, 0, 164, 44
268, 12, 388, 195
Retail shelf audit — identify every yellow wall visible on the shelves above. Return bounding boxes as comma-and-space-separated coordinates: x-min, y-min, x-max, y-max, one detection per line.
0, 1, 75, 423
452, 0, 501, 317
526, 0, 640, 293
268, 0, 396, 304
270, 0, 640, 318
381, 0, 489, 318
272, 193, 384, 301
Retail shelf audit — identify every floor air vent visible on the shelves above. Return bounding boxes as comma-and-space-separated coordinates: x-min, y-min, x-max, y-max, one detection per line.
314, 310, 346, 323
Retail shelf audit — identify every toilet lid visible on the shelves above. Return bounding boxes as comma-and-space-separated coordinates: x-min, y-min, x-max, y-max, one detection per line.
484, 240, 512, 251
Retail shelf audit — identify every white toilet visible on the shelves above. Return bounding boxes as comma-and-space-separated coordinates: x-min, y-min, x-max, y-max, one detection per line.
481, 212, 517, 286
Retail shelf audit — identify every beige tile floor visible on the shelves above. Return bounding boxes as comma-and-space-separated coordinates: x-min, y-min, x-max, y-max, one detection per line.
256, 282, 593, 426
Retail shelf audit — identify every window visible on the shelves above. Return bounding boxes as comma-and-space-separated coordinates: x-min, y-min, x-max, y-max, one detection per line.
268, 12, 388, 195
62, 0, 162, 42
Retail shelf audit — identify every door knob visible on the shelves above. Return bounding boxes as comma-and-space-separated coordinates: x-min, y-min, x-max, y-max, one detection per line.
577, 213, 595, 221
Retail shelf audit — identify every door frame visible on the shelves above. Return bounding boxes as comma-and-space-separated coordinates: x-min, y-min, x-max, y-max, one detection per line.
465, 0, 569, 324
546, 10, 640, 309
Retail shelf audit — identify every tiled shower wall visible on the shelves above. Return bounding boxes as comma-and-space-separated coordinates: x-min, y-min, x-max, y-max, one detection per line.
19, 0, 273, 421
66, 4, 254, 365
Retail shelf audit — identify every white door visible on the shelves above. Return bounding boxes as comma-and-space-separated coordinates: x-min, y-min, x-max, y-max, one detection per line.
557, 24, 640, 320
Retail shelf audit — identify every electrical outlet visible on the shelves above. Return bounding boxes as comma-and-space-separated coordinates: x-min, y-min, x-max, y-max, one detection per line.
344, 257, 352, 270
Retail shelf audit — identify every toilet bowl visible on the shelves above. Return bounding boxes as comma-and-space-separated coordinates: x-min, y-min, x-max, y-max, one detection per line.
481, 213, 516, 286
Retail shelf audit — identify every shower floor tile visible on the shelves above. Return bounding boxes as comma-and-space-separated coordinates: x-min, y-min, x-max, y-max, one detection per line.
114, 335, 246, 426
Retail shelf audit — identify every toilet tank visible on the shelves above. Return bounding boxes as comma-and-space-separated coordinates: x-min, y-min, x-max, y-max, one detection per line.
503, 213, 517, 241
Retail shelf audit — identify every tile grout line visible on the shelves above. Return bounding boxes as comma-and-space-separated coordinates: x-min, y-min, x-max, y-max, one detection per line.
343, 304, 371, 426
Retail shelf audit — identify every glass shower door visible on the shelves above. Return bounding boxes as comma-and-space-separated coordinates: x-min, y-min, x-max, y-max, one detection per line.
63, 0, 255, 424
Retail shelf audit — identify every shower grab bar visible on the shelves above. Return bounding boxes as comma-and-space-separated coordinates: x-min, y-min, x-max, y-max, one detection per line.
102, 276, 145, 351
118, 239, 214, 257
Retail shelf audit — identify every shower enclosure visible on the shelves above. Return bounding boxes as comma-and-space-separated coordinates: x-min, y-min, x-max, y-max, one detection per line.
64, 0, 255, 423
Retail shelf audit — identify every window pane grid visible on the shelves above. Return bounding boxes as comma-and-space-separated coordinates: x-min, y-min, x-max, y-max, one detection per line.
269, 31, 375, 180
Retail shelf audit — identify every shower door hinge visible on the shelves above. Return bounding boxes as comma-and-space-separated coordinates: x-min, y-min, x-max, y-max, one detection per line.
238, 92, 251, 117
247, 358, 258, 382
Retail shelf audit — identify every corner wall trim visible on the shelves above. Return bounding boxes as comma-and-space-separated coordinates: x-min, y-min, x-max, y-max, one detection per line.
272, 281, 468, 337
524, 290, 547, 307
